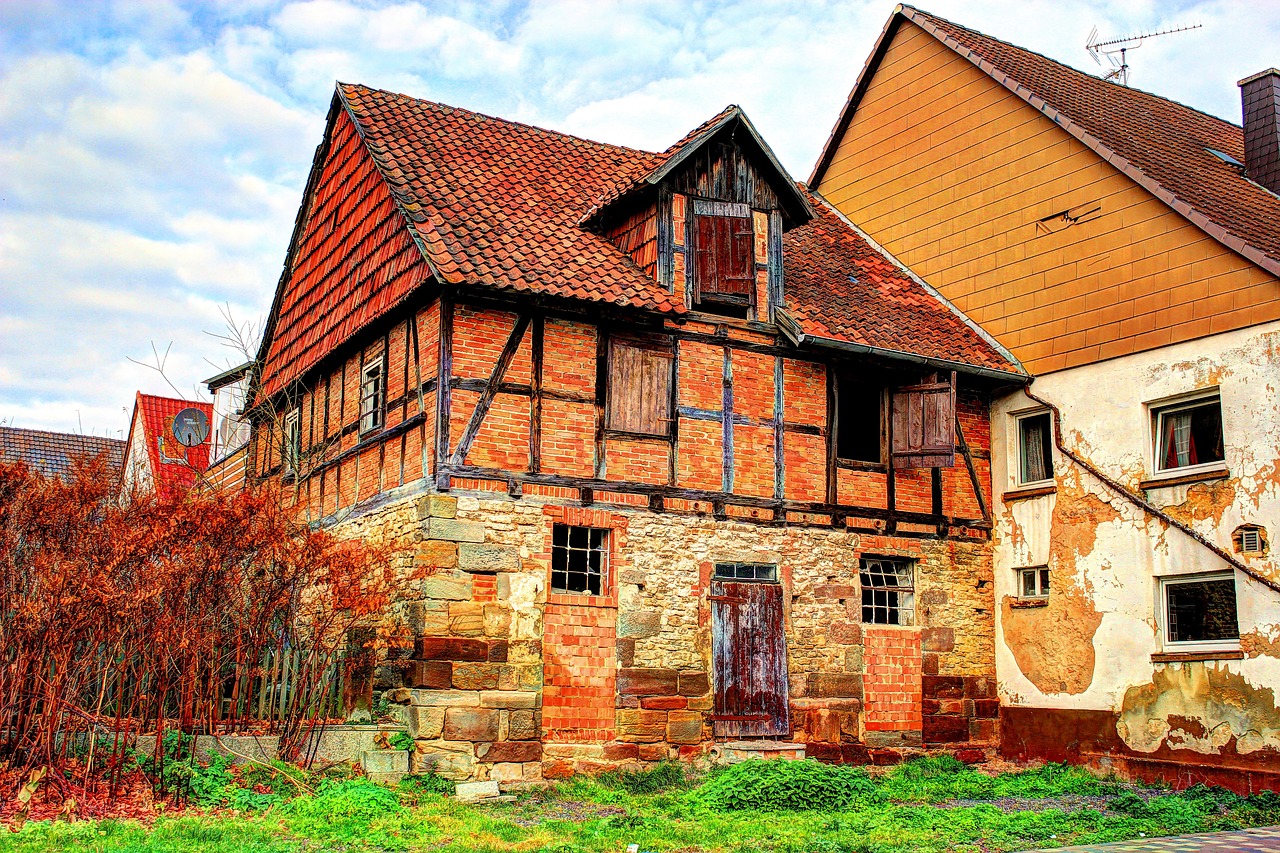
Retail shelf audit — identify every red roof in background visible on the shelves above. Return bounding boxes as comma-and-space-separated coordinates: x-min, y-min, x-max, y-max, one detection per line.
0, 427, 125, 478
257, 82, 1022, 397
784, 191, 1018, 375
123, 393, 212, 496
811, 5, 1280, 278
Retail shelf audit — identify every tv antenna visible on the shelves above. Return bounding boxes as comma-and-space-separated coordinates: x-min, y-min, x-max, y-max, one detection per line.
1086, 22, 1201, 86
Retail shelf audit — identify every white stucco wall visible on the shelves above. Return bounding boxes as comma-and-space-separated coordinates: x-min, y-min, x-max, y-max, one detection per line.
990, 321, 1280, 756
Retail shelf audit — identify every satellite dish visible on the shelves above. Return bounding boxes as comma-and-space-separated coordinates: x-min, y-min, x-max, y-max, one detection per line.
172, 407, 210, 448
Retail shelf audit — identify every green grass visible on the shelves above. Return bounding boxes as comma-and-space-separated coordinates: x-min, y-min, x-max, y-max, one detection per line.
5, 758, 1280, 853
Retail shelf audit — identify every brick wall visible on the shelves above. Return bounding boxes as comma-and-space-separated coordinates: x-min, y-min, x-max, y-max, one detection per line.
862, 627, 923, 733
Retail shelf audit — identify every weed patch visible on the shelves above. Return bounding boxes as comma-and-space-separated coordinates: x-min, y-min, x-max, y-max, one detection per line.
693, 759, 880, 811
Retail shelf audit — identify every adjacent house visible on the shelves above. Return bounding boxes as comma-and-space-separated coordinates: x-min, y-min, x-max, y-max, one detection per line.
812, 5, 1280, 791
204, 362, 253, 492
246, 81, 1028, 782
0, 426, 125, 478
120, 392, 213, 497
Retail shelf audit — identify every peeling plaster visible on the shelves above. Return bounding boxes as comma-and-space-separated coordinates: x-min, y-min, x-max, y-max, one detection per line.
1242, 625, 1280, 659
1118, 662, 1280, 755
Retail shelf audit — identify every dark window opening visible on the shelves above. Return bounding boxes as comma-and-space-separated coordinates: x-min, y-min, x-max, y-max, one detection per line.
607, 338, 674, 436
1164, 576, 1239, 644
551, 524, 608, 596
692, 201, 755, 315
1155, 397, 1223, 472
1018, 412, 1054, 484
860, 557, 914, 626
836, 375, 882, 463
714, 562, 778, 582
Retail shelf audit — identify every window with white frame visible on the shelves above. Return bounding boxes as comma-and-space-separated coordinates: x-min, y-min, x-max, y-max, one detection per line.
1159, 573, 1239, 650
359, 357, 385, 435
860, 557, 914, 626
1015, 411, 1054, 486
1018, 565, 1050, 600
283, 409, 301, 474
1153, 394, 1224, 473
551, 524, 609, 596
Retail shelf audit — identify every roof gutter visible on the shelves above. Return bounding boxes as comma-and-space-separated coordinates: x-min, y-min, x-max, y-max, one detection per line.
775, 308, 1028, 384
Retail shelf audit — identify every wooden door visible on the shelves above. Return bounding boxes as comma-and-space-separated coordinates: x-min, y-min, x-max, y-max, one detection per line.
710, 580, 790, 737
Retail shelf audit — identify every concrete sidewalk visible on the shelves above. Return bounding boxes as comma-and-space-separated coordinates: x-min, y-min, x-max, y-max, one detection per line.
1040, 826, 1280, 852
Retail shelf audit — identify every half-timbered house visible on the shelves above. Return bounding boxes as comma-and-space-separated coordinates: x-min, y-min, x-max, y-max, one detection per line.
248, 82, 1026, 783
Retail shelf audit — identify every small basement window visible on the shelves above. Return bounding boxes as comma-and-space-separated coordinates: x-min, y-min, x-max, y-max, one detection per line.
860, 557, 915, 626
359, 357, 386, 435
836, 374, 883, 464
1019, 566, 1050, 599
551, 524, 609, 596
1016, 411, 1054, 486
1154, 395, 1223, 473
714, 562, 778, 582
1160, 573, 1239, 649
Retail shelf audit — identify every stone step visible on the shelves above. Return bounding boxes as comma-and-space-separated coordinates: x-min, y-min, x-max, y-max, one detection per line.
715, 740, 807, 763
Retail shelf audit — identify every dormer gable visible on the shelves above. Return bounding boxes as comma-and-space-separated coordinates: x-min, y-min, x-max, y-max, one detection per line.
586, 107, 813, 322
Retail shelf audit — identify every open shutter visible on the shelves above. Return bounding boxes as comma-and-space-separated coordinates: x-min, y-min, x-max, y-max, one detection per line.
693, 202, 754, 302
890, 371, 956, 469
607, 339, 673, 436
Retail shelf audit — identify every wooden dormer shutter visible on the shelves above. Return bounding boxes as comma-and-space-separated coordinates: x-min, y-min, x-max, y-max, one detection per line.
890, 371, 956, 469
692, 200, 754, 302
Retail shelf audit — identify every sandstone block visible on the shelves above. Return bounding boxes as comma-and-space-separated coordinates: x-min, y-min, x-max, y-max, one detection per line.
475, 741, 542, 763
665, 710, 704, 745
973, 699, 999, 719
407, 600, 451, 635
425, 518, 485, 543
414, 541, 459, 569
448, 602, 485, 637
615, 709, 667, 743
602, 742, 638, 760
923, 715, 969, 744
508, 709, 538, 740
687, 694, 713, 711
844, 647, 864, 673
806, 709, 841, 743
487, 639, 509, 662
361, 748, 408, 785
490, 762, 524, 785
412, 741, 474, 780
637, 743, 671, 761
452, 662, 500, 690
506, 639, 541, 663
970, 719, 998, 742
415, 494, 457, 520
827, 621, 862, 644
617, 668, 678, 696
408, 660, 452, 690
454, 780, 500, 802
416, 637, 488, 661
383, 687, 413, 704
443, 707, 500, 742
480, 690, 538, 709
965, 677, 996, 699
419, 569, 473, 601
541, 759, 574, 779
498, 664, 542, 691
617, 609, 661, 639
483, 605, 511, 639
813, 584, 858, 600
677, 671, 709, 696
409, 706, 445, 739
808, 673, 863, 699
641, 696, 687, 710
616, 639, 635, 668
921, 627, 955, 653
459, 544, 520, 573
923, 675, 965, 700
410, 689, 480, 707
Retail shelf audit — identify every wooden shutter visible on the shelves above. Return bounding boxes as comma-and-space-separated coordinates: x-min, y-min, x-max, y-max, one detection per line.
710, 579, 790, 737
693, 204, 754, 301
607, 339, 673, 436
890, 371, 956, 469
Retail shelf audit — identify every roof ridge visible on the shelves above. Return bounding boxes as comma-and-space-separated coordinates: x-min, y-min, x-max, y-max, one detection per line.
903, 5, 1240, 132
338, 81, 660, 158
0, 425, 125, 443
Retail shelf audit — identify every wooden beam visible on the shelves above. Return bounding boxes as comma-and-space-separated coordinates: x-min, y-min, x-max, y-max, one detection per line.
450, 314, 531, 466
668, 338, 680, 486
955, 415, 990, 523
435, 296, 453, 490
529, 314, 544, 474
773, 355, 785, 500
594, 325, 609, 479
722, 344, 733, 493
825, 365, 838, 505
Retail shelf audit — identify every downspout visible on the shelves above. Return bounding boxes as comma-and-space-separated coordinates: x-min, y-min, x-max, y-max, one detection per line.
1023, 386, 1280, 595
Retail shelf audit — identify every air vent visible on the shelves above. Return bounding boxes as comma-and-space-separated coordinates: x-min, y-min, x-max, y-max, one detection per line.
1233, 524, 1267, 555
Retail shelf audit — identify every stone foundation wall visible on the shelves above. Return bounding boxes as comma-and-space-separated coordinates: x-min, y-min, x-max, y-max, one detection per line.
334, 486, 999, 784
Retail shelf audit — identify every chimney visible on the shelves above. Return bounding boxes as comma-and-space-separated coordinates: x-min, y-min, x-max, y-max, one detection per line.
1239, 69, 1280, 194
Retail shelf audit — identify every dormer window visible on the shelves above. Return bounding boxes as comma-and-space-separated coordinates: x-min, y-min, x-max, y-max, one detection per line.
691, 200, 755, 317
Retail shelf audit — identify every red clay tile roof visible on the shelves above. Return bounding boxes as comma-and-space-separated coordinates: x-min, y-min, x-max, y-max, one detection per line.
0, 427, 125, 478
123, 393, 212, 496
783, 191, 1021, 376
339, 83, 686, 315
811, 5, 1280, 278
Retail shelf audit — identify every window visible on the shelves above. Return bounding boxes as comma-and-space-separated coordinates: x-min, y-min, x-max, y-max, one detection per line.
359, 357, 385, 435
714, 562, 778, 582
283, 409, 301, 474
1154, 395, 1223, 473
860, 557, 915, 626
551, 524, 608, 596
1016, 411, 1054, 486
1160, 573, 1239, 649
691, 199, 755, 317
606, 338, 674, 437
1018, 566, 1050, 599
836, 374, 882, 464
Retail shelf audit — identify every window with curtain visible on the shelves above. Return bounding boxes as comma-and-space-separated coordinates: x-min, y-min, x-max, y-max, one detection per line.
1154, 396, 1223, 472
1017, 411, 1054, 485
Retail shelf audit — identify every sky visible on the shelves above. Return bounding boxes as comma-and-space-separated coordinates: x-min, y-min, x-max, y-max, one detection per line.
1, 0, 1277, 439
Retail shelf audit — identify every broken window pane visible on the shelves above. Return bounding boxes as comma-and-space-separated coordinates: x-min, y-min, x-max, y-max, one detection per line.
860, 557, 914, 626
1164, 575, 1239, 644
551, 524, 608, 596
1155, 397, 1223, 472
1018, 412, 1053, 484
